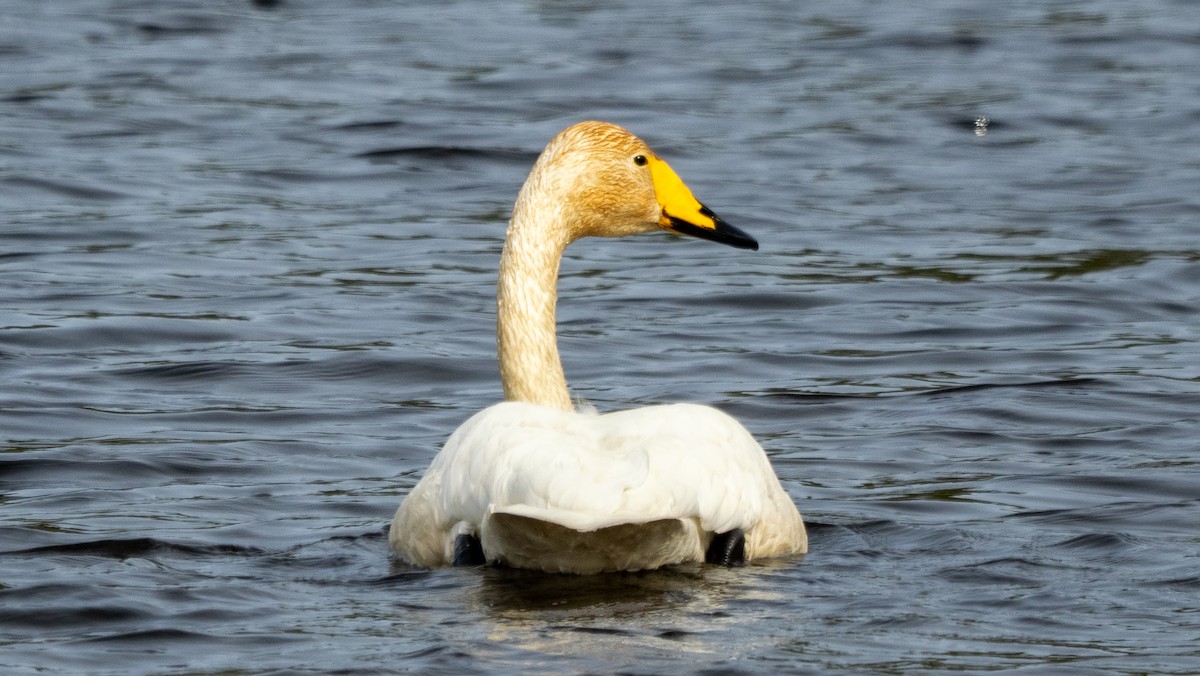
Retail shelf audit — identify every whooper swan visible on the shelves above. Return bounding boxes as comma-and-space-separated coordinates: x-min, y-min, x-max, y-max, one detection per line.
389, 121, 807, 574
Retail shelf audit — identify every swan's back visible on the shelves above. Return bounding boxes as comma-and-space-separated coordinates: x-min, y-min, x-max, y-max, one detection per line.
390, 401, 805, 573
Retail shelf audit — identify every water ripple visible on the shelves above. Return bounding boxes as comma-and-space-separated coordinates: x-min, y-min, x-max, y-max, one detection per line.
2, 0, 1198, 673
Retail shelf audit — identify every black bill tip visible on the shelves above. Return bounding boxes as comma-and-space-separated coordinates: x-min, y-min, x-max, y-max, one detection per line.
667, 212, 759, 251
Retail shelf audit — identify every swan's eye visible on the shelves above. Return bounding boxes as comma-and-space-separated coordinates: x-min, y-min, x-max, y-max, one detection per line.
633, 154, 648, 167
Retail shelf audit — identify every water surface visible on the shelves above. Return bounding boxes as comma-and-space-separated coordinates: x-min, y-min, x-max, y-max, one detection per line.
2, 1, 1198, 673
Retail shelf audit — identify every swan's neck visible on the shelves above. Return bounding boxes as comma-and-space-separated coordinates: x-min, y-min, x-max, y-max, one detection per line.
497, 200, 574, 411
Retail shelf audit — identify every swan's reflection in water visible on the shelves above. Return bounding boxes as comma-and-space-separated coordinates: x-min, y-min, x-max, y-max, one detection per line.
458, 559, 804, 666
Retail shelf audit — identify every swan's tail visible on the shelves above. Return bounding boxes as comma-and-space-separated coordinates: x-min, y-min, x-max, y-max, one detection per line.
481, 506, 704, 574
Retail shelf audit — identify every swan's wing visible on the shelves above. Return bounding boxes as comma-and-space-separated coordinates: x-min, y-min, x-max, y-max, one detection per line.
595, 402, 782, 533
431, 401, 653, 525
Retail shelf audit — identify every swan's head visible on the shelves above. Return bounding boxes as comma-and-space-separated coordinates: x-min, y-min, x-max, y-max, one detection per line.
517, 121, 758, 251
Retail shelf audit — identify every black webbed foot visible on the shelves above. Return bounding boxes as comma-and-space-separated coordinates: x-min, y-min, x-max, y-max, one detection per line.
452, 533, 486, 566
705, 529, 746, 566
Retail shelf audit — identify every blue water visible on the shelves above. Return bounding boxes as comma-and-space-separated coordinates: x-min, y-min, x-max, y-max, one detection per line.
2, 1, 1198, 673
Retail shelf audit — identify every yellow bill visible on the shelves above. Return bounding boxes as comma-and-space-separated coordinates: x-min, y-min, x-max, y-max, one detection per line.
647, 154, 758, 251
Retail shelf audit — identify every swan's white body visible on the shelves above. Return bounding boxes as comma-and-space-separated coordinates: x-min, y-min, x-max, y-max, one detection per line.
390, 121, 807, 573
